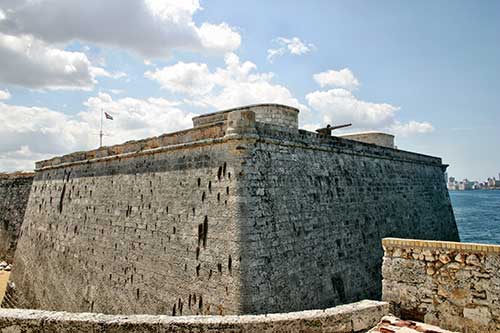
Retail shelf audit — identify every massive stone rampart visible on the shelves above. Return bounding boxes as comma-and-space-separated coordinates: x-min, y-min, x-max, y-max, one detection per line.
7, 104, 458, 316
0, 173, 34, 262
382, 238, 500, 333
237, 123, 458, 314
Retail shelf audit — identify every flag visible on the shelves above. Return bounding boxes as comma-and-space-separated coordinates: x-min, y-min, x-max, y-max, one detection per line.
105, 112, 113, 120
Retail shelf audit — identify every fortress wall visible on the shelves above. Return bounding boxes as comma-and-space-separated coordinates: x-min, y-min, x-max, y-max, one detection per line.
0, 300, 389, 333
8, 134, 247, 315
0, 173, 34, 262
382, 238, 500, 333
238, 124, 459, 314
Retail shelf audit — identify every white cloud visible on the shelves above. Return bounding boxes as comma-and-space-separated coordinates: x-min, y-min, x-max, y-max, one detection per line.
146, 53, 307, 111
198, 23, 241, 54
0, 102, 89, 158
0, 146, 53, 172
305, 88, 399, 129
267, 37, 315, 63
81, 93, 192, 144
305, 69, 434, 137
145, 62, 214, 95
90, 68, 127, 80
0, 94, 194, 171
0, 89, 10, 100
0, 33, 114, 90
389, 120, 434, 137
109, 89, 124, 95
0, 0, 241, 58
313, 68, 360, 90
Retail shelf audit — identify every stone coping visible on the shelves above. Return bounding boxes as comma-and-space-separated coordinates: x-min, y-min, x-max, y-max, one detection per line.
0, 300, 389, 332
337, 131, 394, 137
382, 238, 500, 253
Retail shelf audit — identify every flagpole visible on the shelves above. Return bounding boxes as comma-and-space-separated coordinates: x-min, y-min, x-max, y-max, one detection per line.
99, 108, 103, 148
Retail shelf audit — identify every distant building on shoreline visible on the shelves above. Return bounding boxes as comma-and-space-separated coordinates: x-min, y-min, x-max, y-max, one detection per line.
447, 174, 500, 191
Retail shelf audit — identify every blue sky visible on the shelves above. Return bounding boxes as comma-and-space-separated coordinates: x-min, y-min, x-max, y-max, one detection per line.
0, 1, 498, 180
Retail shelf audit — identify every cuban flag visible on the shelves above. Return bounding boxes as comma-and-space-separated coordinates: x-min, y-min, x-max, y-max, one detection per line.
104, 112, 114, 120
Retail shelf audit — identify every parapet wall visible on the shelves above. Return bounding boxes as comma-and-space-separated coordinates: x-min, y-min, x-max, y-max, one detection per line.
382, 238, 500, 333
0, 172, 34, 262
337, 132, 395, 148
0, 300, 388, 333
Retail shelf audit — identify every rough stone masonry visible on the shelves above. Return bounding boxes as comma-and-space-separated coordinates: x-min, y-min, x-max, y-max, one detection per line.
0, 172, 34, 262
5, 104, 459, 316
382, 238, 500, 333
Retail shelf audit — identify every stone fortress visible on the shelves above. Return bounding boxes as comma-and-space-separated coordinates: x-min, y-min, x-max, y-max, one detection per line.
2, 104, 458, 314
2, 103, 486, 332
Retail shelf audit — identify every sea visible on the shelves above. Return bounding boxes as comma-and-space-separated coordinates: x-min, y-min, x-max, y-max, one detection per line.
450, 190, 500, 245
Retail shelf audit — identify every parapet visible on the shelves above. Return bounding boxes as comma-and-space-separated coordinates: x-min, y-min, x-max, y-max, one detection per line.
34, 103, 444, 171
337, 132, 395, 148
192, 104, 299, 130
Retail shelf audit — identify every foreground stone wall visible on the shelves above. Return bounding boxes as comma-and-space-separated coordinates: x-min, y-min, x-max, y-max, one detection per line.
238, 124, 458, 314
0, 300, 388, 333
382, 238, 500, 332
0, 173, 34, 262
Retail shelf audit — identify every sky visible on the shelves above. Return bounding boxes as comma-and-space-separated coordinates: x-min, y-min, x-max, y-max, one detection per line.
0, 0, 498, 180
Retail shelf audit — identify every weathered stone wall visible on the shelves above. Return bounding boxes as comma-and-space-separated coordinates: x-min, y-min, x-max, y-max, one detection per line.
238, 124, 458, 314
0, 173, 34, 262
0, 300, 388, 333
337, 132, 395, 148
9, 125, 245, 315
8, 105, 458, 316
382, 238, 500, 333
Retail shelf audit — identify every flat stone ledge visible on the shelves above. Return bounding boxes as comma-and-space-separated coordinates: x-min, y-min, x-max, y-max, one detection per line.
383, 237, 500, 253
0, 300, 389, 332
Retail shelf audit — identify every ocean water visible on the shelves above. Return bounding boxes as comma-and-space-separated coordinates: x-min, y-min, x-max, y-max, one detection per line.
449, 190, 500, 245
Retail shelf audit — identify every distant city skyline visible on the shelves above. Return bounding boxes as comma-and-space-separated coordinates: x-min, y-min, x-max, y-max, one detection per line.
448, 173, 500, 183
447, 173, 500, 191
0, 1, 499, 179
